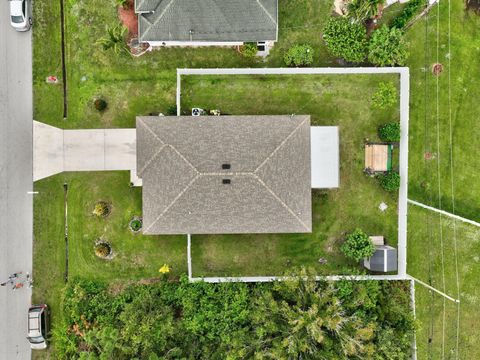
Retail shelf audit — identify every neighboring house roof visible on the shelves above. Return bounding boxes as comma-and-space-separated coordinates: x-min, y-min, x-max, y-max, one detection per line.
136, 115, 311, 235
135, 0, 278, 42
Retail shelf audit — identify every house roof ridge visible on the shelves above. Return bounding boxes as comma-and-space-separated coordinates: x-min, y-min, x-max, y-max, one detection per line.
254, 115, 309, 174
144, 173, 200, 233
253, 174, 310, 232
255, 0, 277, 27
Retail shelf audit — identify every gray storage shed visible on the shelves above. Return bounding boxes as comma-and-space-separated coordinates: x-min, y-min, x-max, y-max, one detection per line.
363, 245, 397, 272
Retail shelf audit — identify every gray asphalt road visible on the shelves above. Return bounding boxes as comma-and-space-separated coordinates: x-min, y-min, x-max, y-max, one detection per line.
0, 0, 33, 359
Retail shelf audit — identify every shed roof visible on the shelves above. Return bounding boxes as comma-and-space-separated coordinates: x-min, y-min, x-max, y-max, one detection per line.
135, 0, 278, 42
136, 115, 312, 235
364, 245, 397, 272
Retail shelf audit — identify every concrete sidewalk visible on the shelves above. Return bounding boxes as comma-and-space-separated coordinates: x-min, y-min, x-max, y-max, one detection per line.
33, 121, 141, 184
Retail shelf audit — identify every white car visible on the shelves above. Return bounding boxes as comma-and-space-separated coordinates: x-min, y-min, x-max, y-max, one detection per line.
27, 304, 49, 350
9, 0, 32, 32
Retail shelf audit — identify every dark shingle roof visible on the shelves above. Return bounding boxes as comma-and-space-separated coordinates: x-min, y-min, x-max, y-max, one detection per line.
135, 0, 278, 42
136, 115, 311, 235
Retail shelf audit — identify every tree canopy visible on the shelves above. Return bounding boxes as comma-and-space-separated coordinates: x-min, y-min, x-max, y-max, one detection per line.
53, 274, 415, 359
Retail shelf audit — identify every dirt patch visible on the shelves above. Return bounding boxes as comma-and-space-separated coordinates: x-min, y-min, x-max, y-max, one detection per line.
118, 0, 138, 39
432, 63, 443, 76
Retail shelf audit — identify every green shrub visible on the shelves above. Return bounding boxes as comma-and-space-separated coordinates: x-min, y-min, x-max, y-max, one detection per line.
97, 25, 128, 55
240, 42, 258, 58
54, 276, 414, 359
129, 219, 142, 232
341, 228, 376, 262
372, 82, 397, 109
368, 26, 408, 66
378, 122, 401, 142
378, 171, 401, 192
322, 17, 367, 63
94, 99, 107, 112
392, 0, 425, 29
95, 243, 111, 258
93, 201, 110, 217
283, 44, 314, 67
115, 0, 130, 9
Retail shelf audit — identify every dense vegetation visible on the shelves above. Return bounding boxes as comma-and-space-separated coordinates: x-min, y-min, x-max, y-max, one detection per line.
53, 275, 414, 359
283, 44, 315, 66
322, 17, 368, 63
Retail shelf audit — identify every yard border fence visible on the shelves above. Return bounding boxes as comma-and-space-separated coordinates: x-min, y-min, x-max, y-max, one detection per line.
178, 67, 410, 280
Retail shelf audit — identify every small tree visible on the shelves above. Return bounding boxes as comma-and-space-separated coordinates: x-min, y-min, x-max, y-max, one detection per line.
97, 25, 129, 55
378, 171, 400, 192
368, 26, 408, 66
322, 17, 367, 63
372, 82, 397, 109
378, 122, 400, 142
284, 44, 314, 67
240, 42, 258, 58
341, 229, 376, 262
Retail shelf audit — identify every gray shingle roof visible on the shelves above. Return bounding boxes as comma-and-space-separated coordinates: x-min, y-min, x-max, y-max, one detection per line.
137, 115, 311, 235
136, 0, 278, 42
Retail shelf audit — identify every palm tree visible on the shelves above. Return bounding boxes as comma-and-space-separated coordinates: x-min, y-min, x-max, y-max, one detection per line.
347, 0, 385, 23
97, 25, 129, 55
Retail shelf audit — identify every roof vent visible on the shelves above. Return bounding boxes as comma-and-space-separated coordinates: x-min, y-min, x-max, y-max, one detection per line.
222, 179, 231, 185
222, 163, 231, 170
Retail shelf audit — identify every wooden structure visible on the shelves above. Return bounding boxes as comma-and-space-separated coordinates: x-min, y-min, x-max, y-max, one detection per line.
364, 143, 393, 173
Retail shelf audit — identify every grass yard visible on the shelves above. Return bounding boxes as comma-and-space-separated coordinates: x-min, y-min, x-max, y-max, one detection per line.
404, 3, 480, 358
407, 205, 480, 359
405, 0, 480, 221
33, 0, 337, 129
182, 74, 400, 276
32, 172, 187, 357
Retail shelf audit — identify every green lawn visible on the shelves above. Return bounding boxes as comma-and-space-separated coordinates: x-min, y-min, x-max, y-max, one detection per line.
404, 2, 480, 358
182, 74, 400, 276
407, 205, 480, 359
32, 172, 187, 357
405, 0, 480, 221
33, 0, 337, 129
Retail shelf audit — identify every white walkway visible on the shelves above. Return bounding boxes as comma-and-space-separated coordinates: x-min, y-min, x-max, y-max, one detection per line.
33, 121, 140, 184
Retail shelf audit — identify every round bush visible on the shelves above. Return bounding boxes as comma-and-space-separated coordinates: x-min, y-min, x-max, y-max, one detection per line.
240, 42, 258, 58
341, 229, 376, 262
95, 242, 112, 258
378, 122, 400, 142
129, 218, 142, 232
93, 201, 110, 217
284, 44, 314, 67
378, 171, 401, 192
94, 99, 107, 112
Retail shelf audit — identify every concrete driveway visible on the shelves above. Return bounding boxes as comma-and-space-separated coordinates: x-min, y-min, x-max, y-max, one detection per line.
34, 121, 140, 184
0, 1, 33, 359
